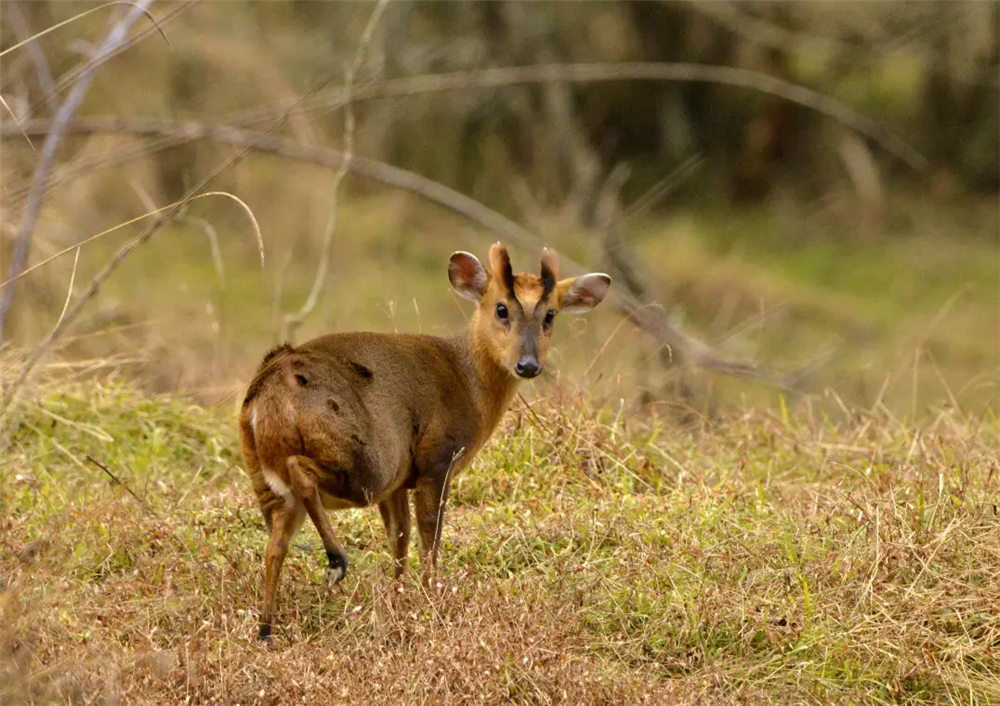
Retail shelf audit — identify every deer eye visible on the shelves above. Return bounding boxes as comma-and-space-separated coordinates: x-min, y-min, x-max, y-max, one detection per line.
544, 309, 555, 326
495, 303, 509, 321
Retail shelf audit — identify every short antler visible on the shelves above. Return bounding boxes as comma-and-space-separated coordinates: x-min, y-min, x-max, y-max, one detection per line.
540, 247, 559, 297
489, 242, 515, 296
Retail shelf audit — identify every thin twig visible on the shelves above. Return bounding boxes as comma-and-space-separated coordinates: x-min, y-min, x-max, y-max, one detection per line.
434, 447, 466, 559
18, 1, 180, 122
4, 2, 58, 112
616, 154, 704, 225
0, 0, 157, 344
283, 0, 390, 343
517, 393, 552, 434
0, 93, 35, 151
85, 454, 159, 517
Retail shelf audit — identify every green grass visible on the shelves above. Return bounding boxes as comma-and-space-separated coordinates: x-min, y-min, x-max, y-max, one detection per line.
3, 375, 998, 704
625, 195, 999, 413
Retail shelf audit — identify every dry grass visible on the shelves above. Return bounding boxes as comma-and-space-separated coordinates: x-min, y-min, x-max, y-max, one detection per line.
2, 369, 998, 705
3, 6, 997, 703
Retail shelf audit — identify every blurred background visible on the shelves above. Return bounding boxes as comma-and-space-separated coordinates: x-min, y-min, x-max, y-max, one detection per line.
2, 1, 997, 418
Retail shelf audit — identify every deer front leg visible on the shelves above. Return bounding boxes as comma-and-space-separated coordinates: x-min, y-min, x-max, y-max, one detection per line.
413, 475, 450, 583
378, 488, 411, 578
287, 456, 349, 589
413, 442, 465, 583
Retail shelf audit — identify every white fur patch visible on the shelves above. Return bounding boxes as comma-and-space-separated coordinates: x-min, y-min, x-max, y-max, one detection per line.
262, 467, 294, 507
325, 565, 344, 587
249, 407, 258, 435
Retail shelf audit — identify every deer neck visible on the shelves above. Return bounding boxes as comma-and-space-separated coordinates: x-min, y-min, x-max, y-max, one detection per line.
453, 324, 519, 436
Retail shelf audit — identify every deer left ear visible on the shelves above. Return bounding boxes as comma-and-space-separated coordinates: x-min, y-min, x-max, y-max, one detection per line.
558, 273, 611, 313
449, 251, 487, 301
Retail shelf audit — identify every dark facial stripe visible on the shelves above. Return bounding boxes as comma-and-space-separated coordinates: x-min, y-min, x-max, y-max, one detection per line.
496, 248, 515, 297
539, 247, 559, 303
540, 262, 556, 301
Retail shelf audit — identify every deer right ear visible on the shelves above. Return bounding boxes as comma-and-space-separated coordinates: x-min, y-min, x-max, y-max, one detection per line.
448, 251, 488, 301
558, 273, 612, 313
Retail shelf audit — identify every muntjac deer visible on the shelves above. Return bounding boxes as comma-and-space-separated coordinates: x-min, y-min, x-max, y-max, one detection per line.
239, 243, 610, 639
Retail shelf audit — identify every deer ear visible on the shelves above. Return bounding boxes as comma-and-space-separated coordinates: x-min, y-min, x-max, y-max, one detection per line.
558, 273, 611, 313
448, 251, 487, 301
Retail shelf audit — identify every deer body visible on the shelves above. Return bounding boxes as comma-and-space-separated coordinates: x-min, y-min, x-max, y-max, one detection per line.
239, 243, 609, 640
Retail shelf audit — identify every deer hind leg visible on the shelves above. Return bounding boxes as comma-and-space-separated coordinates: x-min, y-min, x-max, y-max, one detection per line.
259, 502, 304, 641
378, 488, 411, 578
287, 455, 349, 589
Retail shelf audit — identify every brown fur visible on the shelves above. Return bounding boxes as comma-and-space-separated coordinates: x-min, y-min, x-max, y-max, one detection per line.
239, 243, 610, 640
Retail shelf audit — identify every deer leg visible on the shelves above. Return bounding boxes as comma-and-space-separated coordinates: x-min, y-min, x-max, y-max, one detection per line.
287, 455, 349, 589
378, 488, 411, 578
259, 502, 304, 641
413, 475, 450, 583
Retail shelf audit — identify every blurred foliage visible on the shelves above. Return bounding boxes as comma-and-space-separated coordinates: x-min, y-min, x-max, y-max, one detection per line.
0, 1, 997, 416
3, 1, 997, 211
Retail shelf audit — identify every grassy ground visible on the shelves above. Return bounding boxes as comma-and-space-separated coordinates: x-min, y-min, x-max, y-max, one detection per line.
3, 6, 997, 702
2, 370, 998, 705
5, 124, 997, 706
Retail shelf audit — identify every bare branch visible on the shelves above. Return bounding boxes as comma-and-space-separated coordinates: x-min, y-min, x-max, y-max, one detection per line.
0, 118, 538, 253
2, 60, 929, 209
4, 2, 58, 112
591, 158, 828, 393
0, 58, 355, 418
0, 116, 791, 389
221, 63, 929, 173
0, 0, 158, 345
282, 0, 390, 343
0, 1, 168, 60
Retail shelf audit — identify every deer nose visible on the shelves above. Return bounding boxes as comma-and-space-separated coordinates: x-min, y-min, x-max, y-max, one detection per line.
515, 356, 541, 379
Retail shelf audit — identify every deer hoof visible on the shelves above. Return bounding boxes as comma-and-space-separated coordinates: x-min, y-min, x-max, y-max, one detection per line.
325, 551, 348, 589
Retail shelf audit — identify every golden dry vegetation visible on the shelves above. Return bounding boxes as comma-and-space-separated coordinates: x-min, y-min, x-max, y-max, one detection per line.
3, 376, 999, 704
2, 2, 998, 704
